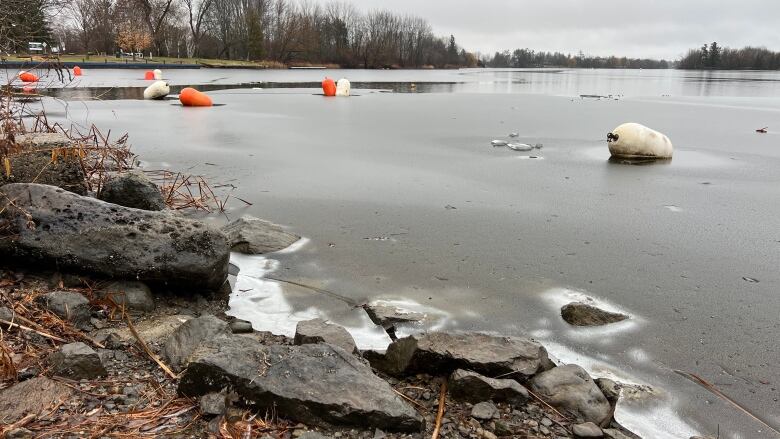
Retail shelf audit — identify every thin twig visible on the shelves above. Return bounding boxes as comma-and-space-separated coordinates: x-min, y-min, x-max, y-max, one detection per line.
122, 310, 177, 380
431, 380, 447, 439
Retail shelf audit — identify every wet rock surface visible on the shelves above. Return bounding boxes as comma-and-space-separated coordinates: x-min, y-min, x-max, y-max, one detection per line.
98, 171, 166, 211
0, 183, 230, 292
530, 365, 611, 425
49, 342, 107, 380
367, 332, 551, 379
294, 318, 359, 354
561, 302, 628, 327
449, 369, 529, 405
221, 215, 300, 254
163, 314, 230, 371
363, 303, 425, 329
37, 290, 91, 329
178, 335, 423, 432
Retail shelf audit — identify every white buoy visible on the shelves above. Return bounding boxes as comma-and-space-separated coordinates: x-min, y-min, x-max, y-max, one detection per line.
143, 80, 170, 100
607, 123, 673, 158
153, 69, 163, 80
336, 78, 351, 96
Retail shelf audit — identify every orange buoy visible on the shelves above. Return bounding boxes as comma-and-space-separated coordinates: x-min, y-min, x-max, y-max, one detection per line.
73, 66, 82, 76
19, 71, 38, 82
144, 71, 155, 80
179, 88, 212, 107
322, 77, 336, 96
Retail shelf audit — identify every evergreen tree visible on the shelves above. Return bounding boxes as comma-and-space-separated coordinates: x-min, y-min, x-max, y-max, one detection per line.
700, 43, 709, 68
447, 34, 458, 65
246, 8, 264, 61
708, 42, 721, 68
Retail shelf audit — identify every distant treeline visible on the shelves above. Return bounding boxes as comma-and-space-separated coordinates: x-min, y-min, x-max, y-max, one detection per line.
485, 49, 671, 69
679, 42, 780, 70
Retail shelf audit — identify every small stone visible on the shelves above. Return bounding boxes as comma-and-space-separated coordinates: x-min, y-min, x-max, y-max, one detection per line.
572, 422, 603, 438
530, 365, 611, 425
603, 429, 633, 439
450, 369, 529, 405
221, 216, 299, 254
200, 392, 227, 416
362, 303, 424, 329
98, 281, 155, 312
294, 318, 359, 355
5, 427, 33, 439
476, 428, 497, 439
471, 401, 498, 421
541, 417, 553, 427
49, 342, 106, 380
494, 421, 513, 436
98, 171, 166, 211
0, 377, 73, 423
561, 303, 628, 327
0, 306, 14, 322
229, 319, 254, 334
298, 432, 331, 439
595, 378, 621, 403
37, 291, 91, 329
373, 429, 386, 439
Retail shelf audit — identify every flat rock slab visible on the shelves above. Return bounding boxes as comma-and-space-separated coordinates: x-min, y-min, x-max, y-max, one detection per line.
163, 314, 230, 371
367, 332, 551, 379
561, 303, 628, 327
0, 376, 73, 423
363, 303, 425, 329
530, 365, 611, 425
449, 369, 529, 405
221, 216, 299, 254
0, 183, 230, 292
178, 335, 423, 432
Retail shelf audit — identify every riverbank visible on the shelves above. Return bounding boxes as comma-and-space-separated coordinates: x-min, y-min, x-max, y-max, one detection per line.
0, 130, 645, 437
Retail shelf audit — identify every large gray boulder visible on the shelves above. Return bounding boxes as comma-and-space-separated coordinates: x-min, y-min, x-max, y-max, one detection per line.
0, 183, 230, 292
37, 291, 91, 329
221, 216, 299, 254
530, 365, 611, 425
366, 332, 551, 379
163, 314, 230, 371
178, 335, 423, 432
449, 369, 529, 405
49, 342, 107, 380
294, 318, 358, 354
98, 171, 166, 211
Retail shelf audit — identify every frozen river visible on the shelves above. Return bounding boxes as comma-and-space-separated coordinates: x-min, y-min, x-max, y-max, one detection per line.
10, 67, 780, 438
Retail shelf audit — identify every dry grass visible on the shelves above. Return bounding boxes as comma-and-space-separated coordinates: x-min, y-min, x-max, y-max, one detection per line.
1, 70, 246, 213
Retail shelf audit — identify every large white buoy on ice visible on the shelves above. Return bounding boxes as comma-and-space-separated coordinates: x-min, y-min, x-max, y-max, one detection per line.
607, 123, 673, 158
153, 69, 163, 80
143, 80, 170, 100
336, 78, 351, 96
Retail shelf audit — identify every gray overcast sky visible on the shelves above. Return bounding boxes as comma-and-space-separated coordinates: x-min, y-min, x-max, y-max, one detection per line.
310, 0, 780, 60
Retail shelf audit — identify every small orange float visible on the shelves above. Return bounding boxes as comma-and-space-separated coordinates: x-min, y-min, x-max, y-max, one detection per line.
179, 88, 212, 107
73, 66, 82, 76
322, 77, 336, 96
144, 71, 155, 80
19, 71, 38, 82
